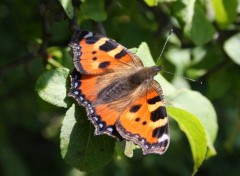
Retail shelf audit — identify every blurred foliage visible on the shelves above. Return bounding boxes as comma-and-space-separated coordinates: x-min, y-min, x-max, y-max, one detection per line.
0, 0, 240, 176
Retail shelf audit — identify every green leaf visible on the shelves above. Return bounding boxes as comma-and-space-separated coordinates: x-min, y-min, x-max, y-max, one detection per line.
36, 68, 70, 108
80, 0, 107, 22
144, 0, 157, 6
61, 104, 115, 172
167, 106, 207, 175
135, 42, 176, 97
165, 48, 191, 73
184, 1, 216, 45
168, 89, 218, 158
47, 47, 64, 68
224, 32, 240, 65
212, 0, 238, 27
123, 141, 139, 158
172, 0, 216, 45
58, 0, 74, 19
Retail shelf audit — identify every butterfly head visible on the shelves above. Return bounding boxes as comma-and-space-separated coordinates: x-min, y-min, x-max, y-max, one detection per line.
128, 65, 163, 87
152, 65, 163, 75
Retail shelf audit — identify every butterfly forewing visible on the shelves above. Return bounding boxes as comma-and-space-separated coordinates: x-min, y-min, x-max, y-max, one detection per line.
69, 30, 142, 75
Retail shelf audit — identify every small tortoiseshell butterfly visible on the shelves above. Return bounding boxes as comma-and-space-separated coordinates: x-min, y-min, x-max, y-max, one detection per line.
68, 30, 169, 155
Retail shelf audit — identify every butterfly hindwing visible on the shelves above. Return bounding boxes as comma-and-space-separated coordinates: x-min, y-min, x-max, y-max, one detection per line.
68, 70, 124, 139
116, 80, 169, 155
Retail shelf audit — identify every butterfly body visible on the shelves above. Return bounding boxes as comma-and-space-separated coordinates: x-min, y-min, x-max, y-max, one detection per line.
68, 30, 169, 155
96, 66, 162, 105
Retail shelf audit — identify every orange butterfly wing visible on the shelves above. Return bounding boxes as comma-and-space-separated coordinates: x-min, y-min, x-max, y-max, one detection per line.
69, 30, 142, 75
68, 30, 144, 139
116, 80, 169, 155
68, 70, 124, 139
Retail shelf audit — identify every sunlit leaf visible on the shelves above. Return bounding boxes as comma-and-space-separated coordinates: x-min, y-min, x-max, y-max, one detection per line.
144, 0, 157, 6
172, 0, 216, 45
36, 68, 70, 108
184, 1, 216, 45
165, 48, 191, 73
58, 0, 74, 19
224, 32, 240, 65
212, 0, 238, 27
168, 89, 218, 158
168, 106, 207, 174
136, 42, 176, 97
124, 141, 139, 158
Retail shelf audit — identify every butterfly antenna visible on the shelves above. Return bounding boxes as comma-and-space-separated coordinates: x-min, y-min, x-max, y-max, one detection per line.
162, 70, 203, 84
156, 29, 173, 64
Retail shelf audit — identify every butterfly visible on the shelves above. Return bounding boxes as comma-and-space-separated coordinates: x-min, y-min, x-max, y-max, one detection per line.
68, 30, 169, 155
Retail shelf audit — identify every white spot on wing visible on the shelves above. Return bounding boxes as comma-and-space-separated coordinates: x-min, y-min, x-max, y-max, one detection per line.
134, 134, 139, 138
90, 109, 94, 114
74, 82, 78, 88
84, 32, 93, 38
158, 134, 169, 143
99, 123, 103, 128
93, 116, 98, 121
107, 127, 113, 132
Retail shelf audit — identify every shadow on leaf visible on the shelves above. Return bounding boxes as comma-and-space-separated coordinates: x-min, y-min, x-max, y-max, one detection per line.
61, 104, 115, 172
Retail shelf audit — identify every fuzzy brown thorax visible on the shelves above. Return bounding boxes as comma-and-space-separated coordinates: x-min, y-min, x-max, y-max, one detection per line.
96, 66, 163, 104
128, 66, 163, 86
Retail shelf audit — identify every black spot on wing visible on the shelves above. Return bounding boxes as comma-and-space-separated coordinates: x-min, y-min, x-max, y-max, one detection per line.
150, 106, 167, 122
71, 69, 81, 80
71, 31, 89, 43
92, 51, 97, 54
115, 49, 127, 59
98, 61, 110, 68
147, 96, 162, 104
99, 40, 118, 52
85, 36, 101, 44
92, 57, 97, 60
152, 124, 168, 138
130, 104, 141, 113
160, 139, 169, 147
135, 117, 140, 122
142, 121, 147, 125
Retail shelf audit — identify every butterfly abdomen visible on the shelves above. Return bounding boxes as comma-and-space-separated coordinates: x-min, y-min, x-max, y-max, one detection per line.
97, 80, 133, 103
